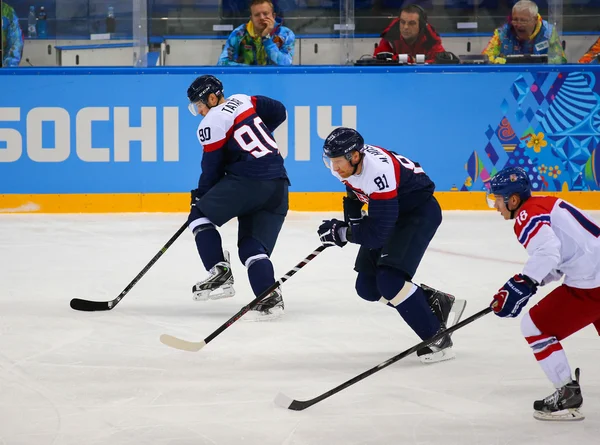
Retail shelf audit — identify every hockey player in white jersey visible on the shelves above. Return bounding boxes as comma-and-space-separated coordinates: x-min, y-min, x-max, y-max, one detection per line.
186, 75, 289, 320
488, 166, 600, 421
317, 127, 466, 363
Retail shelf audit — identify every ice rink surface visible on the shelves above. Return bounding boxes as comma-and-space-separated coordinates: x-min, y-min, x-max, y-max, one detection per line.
1, 211, 600, 445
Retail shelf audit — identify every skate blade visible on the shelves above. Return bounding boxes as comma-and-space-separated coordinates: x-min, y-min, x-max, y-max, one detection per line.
419, 347, 456, 364
193, 286, 235, 301
447, 299, 467, 331
243, 306, 284, 322
533, 408, 585, 421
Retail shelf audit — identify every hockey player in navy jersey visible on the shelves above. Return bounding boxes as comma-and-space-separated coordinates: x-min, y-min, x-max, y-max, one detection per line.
317, 127, 466, 363
488, 166, 600, 421
187, 75, 289, 320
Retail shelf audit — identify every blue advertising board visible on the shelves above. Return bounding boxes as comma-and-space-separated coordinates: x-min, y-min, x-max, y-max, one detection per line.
1, 66, 599, 211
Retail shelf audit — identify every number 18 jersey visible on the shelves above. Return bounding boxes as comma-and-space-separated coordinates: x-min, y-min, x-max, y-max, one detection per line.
514, 196, 600, 289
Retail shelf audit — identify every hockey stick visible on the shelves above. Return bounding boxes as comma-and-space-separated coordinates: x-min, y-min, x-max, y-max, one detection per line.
275, 306, 493, 411
159, 245, 328, 352
70, 222, 189, 312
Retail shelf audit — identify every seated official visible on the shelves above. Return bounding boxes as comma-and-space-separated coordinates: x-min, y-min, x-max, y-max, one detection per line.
483, 0, 566, 64
579, 37, 600, 64
217, 0, 295, 66
373, 4, 445, 64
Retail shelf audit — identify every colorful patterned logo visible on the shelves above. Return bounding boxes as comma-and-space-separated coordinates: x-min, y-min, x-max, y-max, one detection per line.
461, 71, 600, 191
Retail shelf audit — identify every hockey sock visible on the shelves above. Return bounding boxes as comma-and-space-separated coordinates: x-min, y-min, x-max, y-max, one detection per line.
239, 237, 276, 297
377, 267, 440, 340
247, 257, 276, 297
522, 312, 573, 388
193, 225, 224, 271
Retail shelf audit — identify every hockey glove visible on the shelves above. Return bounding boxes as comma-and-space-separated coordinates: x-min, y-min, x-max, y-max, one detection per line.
190, 189, 202, 207
343, 192, 364, 223
318, 219, 348, 247
491, 274, 537, 318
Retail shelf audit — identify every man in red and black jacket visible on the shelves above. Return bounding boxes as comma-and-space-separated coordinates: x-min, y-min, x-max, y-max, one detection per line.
373, 5, 445, 64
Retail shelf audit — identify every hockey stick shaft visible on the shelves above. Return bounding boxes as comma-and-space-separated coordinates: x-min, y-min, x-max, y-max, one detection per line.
206, 244, 327, 343
70, 221, 189, 311
277, 306, 492, 411
160, 245, 328, 351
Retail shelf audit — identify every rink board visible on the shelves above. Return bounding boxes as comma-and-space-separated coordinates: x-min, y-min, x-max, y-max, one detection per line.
2, 66, 600, 212
1, 191, 599, 212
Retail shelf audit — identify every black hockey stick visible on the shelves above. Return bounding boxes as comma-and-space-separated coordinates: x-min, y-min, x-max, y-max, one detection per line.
275, 306, 493, 411
70, 222, 189, 312
160, 245, 328, 352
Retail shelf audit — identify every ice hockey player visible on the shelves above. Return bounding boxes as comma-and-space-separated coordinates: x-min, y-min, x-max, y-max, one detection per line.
186, 75, 289, 320
488, 166, 600, 421
317, 127, 466, 363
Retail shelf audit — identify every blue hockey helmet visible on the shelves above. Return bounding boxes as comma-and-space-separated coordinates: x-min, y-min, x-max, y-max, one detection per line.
487, 167, 532, 208
187, 75, 223, 115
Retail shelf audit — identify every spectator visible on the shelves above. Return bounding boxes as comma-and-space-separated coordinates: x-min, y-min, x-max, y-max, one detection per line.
483, 0, 566, 64
373, 5, 445, 64
578, 37, 600, 63
2, 2, 23, 67
217, 0, 295, 66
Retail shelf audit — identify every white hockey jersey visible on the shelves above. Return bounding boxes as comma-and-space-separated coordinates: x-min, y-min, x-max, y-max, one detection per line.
515, 196, 600, 289
331, 144, 434, 208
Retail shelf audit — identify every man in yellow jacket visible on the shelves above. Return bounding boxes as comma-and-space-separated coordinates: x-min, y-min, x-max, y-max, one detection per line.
483, 0, 566, 64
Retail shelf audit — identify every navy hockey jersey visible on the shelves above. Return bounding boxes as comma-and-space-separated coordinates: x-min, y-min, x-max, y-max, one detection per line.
195, 94, 288, 196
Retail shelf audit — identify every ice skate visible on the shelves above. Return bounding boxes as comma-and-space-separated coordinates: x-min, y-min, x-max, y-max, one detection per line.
416, 285, 466, 364
192, 251, 235, 301
416, 327, 455, 364
533, 368, 584, 421
244, 288, 284, 322
420, 284, 467, 332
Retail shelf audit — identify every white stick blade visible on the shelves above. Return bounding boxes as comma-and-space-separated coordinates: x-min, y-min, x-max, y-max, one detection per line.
273, 392, 294, 409
159, 334, 206, 352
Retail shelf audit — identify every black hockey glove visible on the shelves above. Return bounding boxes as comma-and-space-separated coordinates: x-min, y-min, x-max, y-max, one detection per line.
318, 219, 348, 247
343, 192, 364, 223
190, 189, 202, 207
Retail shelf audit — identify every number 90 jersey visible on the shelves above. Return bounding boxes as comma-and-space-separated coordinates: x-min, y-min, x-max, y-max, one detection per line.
332, 144, 435, 212
196, 94, 288, 194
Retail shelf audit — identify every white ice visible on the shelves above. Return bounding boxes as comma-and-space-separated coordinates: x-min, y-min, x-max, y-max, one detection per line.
1, 211, 600, 445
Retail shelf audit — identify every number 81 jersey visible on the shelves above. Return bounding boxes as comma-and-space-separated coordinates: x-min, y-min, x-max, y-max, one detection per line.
334, 144, 435, 211
197, 94, 287, 182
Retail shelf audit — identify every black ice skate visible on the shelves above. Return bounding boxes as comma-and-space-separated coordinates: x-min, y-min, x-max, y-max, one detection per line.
416, 327, 455, 364
245, 288, 284, 321
533, 368, 584, 421
420, 284, 467, 331
416, 285, 467, 364
192, 251, 235, 301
